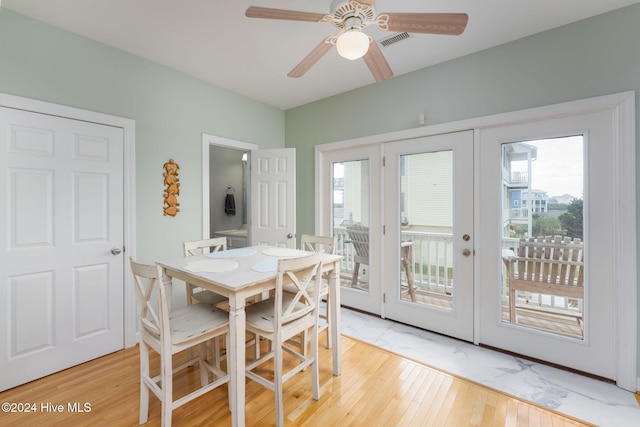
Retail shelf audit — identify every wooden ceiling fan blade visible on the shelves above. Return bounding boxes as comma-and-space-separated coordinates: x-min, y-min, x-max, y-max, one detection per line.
245, 6, 326, 22
383, 13, 468, 35
362, 41, 393, 82
288, 40, 333, 78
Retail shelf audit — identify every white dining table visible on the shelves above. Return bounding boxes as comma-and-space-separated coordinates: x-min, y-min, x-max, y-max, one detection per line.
156, 245, 342, 427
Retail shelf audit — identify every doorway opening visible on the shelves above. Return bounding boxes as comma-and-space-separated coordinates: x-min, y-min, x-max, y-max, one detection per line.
201, 134, 257, 243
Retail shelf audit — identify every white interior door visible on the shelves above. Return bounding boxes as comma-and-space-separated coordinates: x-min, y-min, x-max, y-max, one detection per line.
383, 131, 474, 341
476, 109, 621, 381
249, 148, 296, 247
0, 107, 125, 391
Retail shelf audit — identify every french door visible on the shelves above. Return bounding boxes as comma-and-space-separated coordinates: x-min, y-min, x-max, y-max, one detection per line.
382, 131, 474, 341
476, 109, 622, 380
320, 144, 382, 314
316, 92, 634, 389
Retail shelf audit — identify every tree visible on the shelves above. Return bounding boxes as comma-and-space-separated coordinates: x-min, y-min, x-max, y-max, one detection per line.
558, 198, 583, 239
532, 214, 564, 237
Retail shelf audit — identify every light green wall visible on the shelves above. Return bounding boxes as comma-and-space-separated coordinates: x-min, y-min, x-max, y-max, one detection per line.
0, 9, 284, 264
1, 4, 639, 377
285, 4, 640, 376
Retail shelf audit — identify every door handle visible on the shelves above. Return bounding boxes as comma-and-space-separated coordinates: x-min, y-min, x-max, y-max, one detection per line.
287, 233, 294, 239
462, 249, 471, 257
111, 247, 122, 255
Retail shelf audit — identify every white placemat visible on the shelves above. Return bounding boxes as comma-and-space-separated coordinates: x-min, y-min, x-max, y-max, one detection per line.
262, 247, 309, 258
183, 259, 238, 273
206, 248, 257, 259
252, 259, 278, 273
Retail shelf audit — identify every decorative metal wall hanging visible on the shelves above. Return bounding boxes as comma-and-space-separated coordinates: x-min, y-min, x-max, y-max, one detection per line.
163, 159, 180, 216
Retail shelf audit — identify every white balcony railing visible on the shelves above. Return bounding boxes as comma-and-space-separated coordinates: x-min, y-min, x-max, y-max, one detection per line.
334, 227, 454, 295
333, 228, 580, 315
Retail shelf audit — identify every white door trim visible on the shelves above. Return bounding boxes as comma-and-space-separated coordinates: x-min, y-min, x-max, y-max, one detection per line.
201, 134, 258, 239
315, 91, 636, 391
0, 92, 137, 348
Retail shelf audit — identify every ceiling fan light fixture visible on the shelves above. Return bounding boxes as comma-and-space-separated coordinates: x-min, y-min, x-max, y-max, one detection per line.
336, 29, 369, 60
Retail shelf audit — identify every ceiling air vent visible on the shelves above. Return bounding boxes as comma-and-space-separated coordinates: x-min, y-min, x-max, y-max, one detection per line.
379, 32, 411, 48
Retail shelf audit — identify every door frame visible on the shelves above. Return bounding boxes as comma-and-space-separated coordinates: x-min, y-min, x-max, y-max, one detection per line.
315, 91, 636, 391
0, 92, 137, 348
202, 134, 258, 239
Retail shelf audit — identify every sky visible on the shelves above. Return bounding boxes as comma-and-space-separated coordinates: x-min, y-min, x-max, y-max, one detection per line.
332, 135, 585, 199
511, 136, 584, 198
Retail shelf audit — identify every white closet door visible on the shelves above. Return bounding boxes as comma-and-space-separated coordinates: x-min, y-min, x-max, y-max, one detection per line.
0, 107, 125, 391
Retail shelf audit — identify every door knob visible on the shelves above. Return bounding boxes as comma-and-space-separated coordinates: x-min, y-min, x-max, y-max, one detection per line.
287, 233, 294, 239
462, 249, 471, 257
111, 247, 122, 255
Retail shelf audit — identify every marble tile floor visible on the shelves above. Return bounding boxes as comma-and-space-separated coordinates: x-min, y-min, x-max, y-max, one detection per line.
339, 307, 640, 427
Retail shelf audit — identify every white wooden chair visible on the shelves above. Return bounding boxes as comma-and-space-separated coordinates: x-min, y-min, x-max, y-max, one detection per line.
346, 224, 369, 287
245, 253, 324, 427
184, 237, 260, 362
286, 234, 336, 351
503, 236, 584, 326
183, 237, 228, 307
130, 259, 229, 427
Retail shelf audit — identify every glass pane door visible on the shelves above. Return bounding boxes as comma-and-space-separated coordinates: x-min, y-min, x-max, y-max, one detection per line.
477, 110, 618, 380
321, 145, 382, 315
383, 131, 474, 341
398, 151, 454, 311
501, 137, 584, 340
333, 159, 370, 292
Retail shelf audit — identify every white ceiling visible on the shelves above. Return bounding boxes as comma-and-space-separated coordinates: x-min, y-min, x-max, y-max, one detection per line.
3, 0, 640, 110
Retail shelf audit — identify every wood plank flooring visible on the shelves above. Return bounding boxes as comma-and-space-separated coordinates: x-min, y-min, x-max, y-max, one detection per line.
0, 333, 595, 426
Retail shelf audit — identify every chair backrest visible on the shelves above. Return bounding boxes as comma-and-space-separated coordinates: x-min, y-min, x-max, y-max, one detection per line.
183, 237, 227, 257
130, 258, 171, 343
276, 253, 324, 328
300, 234, 336, 255
346, 224, 369, 264
515, 235, 584, 287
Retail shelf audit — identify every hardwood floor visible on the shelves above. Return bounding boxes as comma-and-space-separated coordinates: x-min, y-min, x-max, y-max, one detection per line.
0, 333, 594, 427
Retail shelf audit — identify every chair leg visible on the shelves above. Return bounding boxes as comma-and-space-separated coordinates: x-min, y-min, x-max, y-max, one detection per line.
509, 288, 517, 324
300, 329, 308, 358
213, 337, 222, 373
274, 341, 285, 427
311, 324, 320, 401
351, 263, 360, 287
186, 285, 196, 365
324, 295, 331, 349
139, 342, 150, 425
161, 347, 173, 427
199, 343, 209, 386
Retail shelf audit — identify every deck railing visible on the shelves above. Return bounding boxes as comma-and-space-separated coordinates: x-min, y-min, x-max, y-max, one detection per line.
334, 227, 454, 294
334, 227, 581, 315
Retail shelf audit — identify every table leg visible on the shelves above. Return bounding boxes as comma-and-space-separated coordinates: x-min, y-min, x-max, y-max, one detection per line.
228, 294, 246, 427
329, 263, 341, 376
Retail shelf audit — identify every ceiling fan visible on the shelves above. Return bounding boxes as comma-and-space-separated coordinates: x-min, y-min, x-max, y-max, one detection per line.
245, 0, 468, 82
